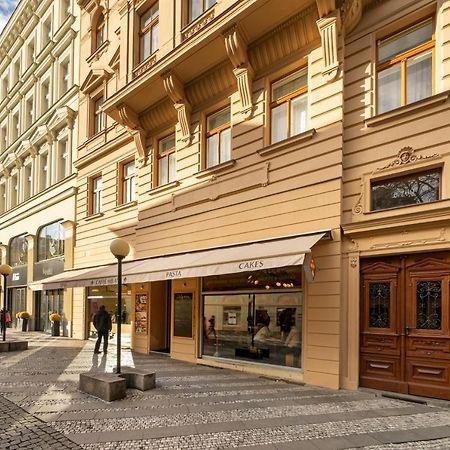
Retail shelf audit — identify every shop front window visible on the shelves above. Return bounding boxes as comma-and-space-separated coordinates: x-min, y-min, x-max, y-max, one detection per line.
38, 289, 64, 334
8, 287, 26, 328
87, 285, 132, 339
9, 234, 28, 267
38, 222, 65, 261
202, 266, 303, 368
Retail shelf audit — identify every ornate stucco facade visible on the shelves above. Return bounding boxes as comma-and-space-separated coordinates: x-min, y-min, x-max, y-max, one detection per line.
0, 0, 80, 336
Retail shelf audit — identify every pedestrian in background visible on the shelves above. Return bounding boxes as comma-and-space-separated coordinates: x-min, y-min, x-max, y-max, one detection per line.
93, 305, 112, 354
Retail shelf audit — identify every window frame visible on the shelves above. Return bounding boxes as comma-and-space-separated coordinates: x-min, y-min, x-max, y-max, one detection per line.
89, 174, 103, 215
370, 168, 441, 212
269, 67, 308, 145
157, 132, 176, 186
139, 2, 159, 63
376, 17, 435, 115
205, 105, 232, 169
188, 0, 216, 23
119, 158, 136, 205
9, 234, 28, 267
37, 221, 65, 262
92, 94, 105, 135
95, 13, 106, 50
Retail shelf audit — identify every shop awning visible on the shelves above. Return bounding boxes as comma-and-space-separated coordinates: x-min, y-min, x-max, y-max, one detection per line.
29, 231, 328, 291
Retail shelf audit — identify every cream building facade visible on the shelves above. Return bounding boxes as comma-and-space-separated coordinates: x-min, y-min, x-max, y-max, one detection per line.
11, 0, 450, 400
0, 0, 80, 336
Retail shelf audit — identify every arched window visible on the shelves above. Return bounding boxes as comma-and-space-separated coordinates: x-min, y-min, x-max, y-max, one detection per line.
95, 13, 105, 49
38, 222, 65, 261
9, 234, 28, 267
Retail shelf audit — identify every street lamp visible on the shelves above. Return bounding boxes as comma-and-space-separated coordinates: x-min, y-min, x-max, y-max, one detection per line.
0, 264, 12, 342
110, 239, 129, 374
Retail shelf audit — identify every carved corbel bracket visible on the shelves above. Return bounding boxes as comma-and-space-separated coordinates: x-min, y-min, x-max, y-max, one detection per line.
0, 163, 10, 178
223, 25, 254, 119
162, 71, 192, 146
117, 103, 147, 161
316, 11, 340, 82
341, 0, 363, 36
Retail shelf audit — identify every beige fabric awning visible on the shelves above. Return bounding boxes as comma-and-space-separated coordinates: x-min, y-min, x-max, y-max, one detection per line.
29, 232, 327, 291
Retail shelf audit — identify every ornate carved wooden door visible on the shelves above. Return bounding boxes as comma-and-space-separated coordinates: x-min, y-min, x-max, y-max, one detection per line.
405, 257, 450, 399
360, 254, 450, 400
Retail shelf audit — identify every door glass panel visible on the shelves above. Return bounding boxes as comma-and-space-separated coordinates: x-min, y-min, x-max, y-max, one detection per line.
369, 282, 390, 328
416, 280, 442, 330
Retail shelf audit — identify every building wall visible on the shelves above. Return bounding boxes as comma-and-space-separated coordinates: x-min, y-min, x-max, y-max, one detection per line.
0, 0, 80, 330
73, 0, 345, 388
341, 0, 450, 389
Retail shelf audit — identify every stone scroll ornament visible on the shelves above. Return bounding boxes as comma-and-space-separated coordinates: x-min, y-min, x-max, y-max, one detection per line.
223, 25, 254, 119
162, 72, 192, 147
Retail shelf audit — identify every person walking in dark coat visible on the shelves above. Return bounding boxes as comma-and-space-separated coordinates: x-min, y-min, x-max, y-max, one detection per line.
93, 305, 112, 354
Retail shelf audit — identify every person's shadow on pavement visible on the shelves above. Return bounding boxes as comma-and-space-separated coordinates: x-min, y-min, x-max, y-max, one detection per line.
90, 353, 107, 372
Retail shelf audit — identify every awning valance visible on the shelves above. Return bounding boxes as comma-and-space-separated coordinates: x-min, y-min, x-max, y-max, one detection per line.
29, 232, 327, 291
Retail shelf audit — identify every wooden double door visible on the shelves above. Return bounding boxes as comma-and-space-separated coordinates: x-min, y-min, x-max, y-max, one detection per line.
360, 253, 450, 400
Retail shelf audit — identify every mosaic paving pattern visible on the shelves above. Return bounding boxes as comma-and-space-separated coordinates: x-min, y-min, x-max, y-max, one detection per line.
1, 330, 450, 449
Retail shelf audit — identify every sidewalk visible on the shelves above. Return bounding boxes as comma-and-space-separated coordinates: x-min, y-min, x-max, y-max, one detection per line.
1, 331, 450, 449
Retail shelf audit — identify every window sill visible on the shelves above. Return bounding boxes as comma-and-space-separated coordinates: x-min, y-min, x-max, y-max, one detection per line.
84, 212, 104, 221
86, 40, 110, 65
149, 180, 180, 195
258, 129, 316, 157
133, 54, 157, 78
114, 200, 137, 212
366, 91, 450, 127
196, 159, 236, 179
182, 7, 216, 41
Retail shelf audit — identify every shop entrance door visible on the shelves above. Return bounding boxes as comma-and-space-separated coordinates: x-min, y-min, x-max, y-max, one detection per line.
360, 254, 450, 400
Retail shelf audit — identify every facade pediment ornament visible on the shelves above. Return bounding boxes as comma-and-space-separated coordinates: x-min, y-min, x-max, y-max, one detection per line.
47, 106, 77, 131
377, 147, 439, 172
80, 68, 111, 94
162, 71, 192, 147
223, 25, 254, 120
29, 125, 53, 146
116, 103, 147, 161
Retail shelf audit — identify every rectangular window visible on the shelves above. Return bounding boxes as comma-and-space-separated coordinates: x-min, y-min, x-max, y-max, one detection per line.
93, 96, 104, 134
91, 175, 102, 214
10, 174, 18, 208
24, 164, 32, 200
60, 59, 70, 95
0, 125, 7, 151
12, 112, 19, 142
41, 79, 51, 115
13, 59, 20, 85
42, 16, 52, 47
1, 76, 8, 98
371, 169, 440, 211
57, 139, 69, 181
25, 97, 34, 129
206, 106, 231, 168
377, 19, 434, 114
189, 0, 216, 22
202, 266, 303, 368
270, 68, 308, 144
40, 151, 49, 191
121, 160, 136, 204
140, 3, 159, 62
27, 38, 35, 68
0, 182, 6, 213
158, 133, 176, 185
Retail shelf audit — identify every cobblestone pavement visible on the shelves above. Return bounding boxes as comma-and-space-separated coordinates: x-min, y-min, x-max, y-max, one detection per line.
0, 331, 450, 449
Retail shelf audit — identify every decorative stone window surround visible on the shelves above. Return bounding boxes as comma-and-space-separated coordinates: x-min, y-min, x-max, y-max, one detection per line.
181, 3, 216, 41
352, 147, 448, 217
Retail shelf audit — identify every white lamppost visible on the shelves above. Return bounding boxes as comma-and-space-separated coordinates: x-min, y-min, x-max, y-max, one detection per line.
0, 264, 12, 342
109, 239, 129, 373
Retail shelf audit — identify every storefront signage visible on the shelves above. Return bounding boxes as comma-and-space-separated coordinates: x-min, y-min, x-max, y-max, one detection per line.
238, 260, 264, 270
9, 265, 27, 287
89, 277, 119, 286
303, 254, 317, 283
135, 293, 148, 334
173, 292, 193, 338
165, 270, 182, 279
33, 258, 64, 281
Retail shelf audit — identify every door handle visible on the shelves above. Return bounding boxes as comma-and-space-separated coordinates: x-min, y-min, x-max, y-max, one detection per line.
405, 326, 411, 336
